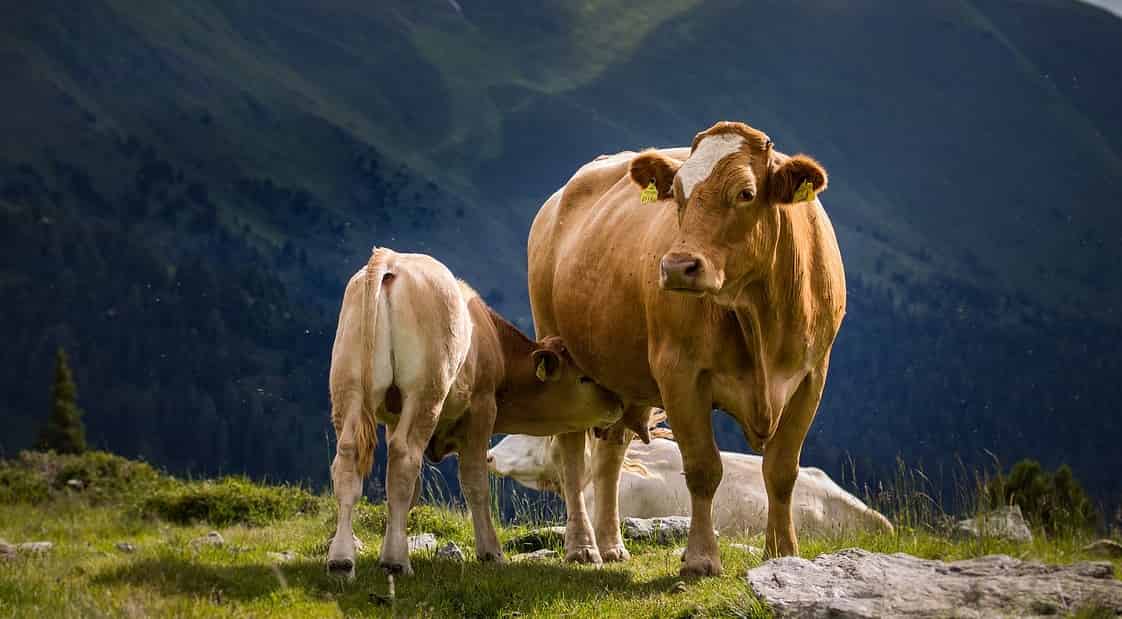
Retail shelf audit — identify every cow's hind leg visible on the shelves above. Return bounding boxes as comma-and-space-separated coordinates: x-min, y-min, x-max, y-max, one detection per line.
763, 369, 825, 558
327, 390, 378, 580
379, 393, 443, 576
459, 395, 503, 562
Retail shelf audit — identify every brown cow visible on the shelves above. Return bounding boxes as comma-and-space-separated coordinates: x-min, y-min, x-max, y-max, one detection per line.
327, 247, 621, 578
528, 121, 845, 577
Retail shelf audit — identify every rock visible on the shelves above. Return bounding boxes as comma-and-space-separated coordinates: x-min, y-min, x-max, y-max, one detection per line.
504, 526, 566, 553
1084, 539, 1122, 559
267, 550, 296, 562
0, 539, 15, 561
512, 549, 558, 562
17, 542, 53, 555
66, 479, 84, 490
953, 506, 1033, 543
406, 533, 438, 554
669, 580, 688, 594
622, 517, 694, 545
435, 541, 465, 562
115, 542, 136, 553
730, 543, 763, 557
190, 531, 225, 548
746, 548, 1122, 618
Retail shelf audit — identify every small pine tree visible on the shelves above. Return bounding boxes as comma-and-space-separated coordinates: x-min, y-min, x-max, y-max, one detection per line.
36, 347, 87, 454
986, 459, 1098, 534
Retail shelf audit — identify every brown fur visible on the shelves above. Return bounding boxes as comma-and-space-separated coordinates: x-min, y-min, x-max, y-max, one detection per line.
528, 120, 846, 574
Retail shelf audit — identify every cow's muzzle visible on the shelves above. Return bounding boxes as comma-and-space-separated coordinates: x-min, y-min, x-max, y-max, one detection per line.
659, 252, 711, 293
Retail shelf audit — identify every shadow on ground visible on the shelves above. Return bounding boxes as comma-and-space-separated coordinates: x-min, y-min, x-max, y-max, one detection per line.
91, 555, 686, 616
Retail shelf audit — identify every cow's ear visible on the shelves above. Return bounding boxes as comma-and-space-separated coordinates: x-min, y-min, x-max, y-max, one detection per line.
531, 349, 562, 382
768, 154, 828, 205
629, 150, 681, 200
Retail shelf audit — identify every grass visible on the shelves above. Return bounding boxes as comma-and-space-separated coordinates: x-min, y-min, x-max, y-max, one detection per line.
1, 452, 1119, 618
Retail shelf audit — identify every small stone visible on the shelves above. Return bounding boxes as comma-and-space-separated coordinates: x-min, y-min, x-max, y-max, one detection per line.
953, 505, 1033, 543
504, 526, 566, 553
66, 479, 84, 490
115, 542, 136, 553
17, 541, 53, 555
190, 531, 225, 548
622, 517, 695, 545
730, 543, 763, 557
512, 549, 558, 562
407, 533, 438, 554
267, 550, 296, 562
435, 541, 465, 562
669, 580, 688, 594
1083, 539, 1122, 559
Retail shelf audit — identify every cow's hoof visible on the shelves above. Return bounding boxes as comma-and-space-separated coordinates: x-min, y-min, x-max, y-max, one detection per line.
326, 557, 356, 581
379, 560, 414, 577
564, 546, 603, 565
599, 545, 631, 563
680, 556, 722, 578
478, 551, 505, 563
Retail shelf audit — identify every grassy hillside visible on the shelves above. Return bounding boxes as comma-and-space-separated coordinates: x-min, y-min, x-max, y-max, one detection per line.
1, 0, 1120, 509
1, 452, 1119, 617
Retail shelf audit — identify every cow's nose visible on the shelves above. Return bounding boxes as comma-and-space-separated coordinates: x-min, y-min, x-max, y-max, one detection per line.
486, 452, 495, 466
660, 252, 703, 290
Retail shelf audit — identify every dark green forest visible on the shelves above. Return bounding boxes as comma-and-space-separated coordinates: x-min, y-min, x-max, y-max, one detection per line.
1, 1, 1120, 514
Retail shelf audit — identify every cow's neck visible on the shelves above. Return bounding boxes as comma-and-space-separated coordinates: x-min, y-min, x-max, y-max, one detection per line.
728, 210, 816, 445
482, 304, 539, 399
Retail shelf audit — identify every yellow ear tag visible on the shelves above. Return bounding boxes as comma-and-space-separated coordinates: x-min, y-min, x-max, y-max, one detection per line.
793, 180, 815, 203
639, 180, 659, 204
536, 359, 548, 381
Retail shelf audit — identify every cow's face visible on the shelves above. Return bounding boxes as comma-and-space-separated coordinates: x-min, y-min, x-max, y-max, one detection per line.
629, 121, 827, 302
530, 336, 622, 420
486, 434, 558, 491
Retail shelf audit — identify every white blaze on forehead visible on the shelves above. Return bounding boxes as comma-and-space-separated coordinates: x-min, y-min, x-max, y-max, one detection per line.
676, 133, 746, 200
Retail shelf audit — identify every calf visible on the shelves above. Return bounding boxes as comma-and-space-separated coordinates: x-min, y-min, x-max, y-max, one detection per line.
327, 248, 620, 578
488, 432, 893, 537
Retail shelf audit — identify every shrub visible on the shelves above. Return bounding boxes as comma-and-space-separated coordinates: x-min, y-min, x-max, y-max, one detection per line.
141, 476, 319, 527
986, 459, 1098, 534
0, 450, 166, 505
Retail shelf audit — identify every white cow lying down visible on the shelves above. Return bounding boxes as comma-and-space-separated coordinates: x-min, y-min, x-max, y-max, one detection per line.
488, 433, 893, 537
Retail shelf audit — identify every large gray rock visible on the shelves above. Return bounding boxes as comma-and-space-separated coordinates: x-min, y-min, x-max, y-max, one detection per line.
504, 526, 566, 553
622, 516, 693, 545
406, 533, 438, 554
746, 548, 1122, 618
953, 506, 1033, 543
1084, 539, 1122, 559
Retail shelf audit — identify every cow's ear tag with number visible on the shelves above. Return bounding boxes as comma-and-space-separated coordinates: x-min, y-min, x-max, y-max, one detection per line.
639, 180, 659, 204
793, 179, 815, 203
536, 359, 548, 381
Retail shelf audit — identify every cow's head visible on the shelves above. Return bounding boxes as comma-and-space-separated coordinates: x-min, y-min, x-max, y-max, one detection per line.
629, 121, 827, 302
486, 434, 559, 491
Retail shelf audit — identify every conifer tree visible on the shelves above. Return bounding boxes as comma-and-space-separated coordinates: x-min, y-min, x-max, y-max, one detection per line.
36, 347, 87, 454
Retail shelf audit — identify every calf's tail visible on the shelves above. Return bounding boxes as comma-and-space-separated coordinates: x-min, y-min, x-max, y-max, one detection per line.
353, 248, 393, 476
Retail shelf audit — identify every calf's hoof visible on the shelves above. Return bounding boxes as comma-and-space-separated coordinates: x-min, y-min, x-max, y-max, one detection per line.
478, 550, 505, 563
680, 555, 722, 578
599, 545, 631, 563
564, 546, 603, 565
379, 559, 414, 577
326, 557, 356, 581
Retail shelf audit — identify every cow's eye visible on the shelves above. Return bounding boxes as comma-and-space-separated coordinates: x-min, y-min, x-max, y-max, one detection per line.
738, 189, 755, 203
579, 376, 594, 384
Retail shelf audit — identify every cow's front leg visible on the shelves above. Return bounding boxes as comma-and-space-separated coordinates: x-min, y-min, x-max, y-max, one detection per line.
763, 369, 825, 558
658, 373, 722, 578
459, 396, 503, 562
380, 395, 442, 576
558, 431, 601, 565
591, 415, 639, 562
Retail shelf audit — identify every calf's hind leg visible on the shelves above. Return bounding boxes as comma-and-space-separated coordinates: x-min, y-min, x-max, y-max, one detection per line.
379, 393, 443, 576
458, 395, 503, 562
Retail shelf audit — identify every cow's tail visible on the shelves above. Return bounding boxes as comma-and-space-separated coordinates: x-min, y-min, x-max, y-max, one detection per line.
353, 247, 393, 477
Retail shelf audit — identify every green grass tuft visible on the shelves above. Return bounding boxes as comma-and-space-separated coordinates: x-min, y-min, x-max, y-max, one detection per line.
140, 476, 319, 528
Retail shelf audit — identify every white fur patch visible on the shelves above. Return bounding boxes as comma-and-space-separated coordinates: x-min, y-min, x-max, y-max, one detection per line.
677, 133, 745, 200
